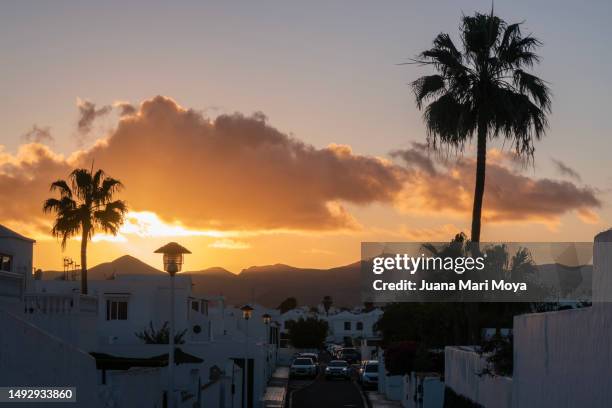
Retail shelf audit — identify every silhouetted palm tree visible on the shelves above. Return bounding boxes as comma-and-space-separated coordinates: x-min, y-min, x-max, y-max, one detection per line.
411, 11, 551, 242
43, 168, 127, 294
322, 295, 333, 315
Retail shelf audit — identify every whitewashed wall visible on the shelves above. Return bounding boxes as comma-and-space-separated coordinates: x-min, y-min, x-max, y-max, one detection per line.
0, 310, 101, 408
403, 373, 444, 408
444, 346, 512, 408
511, 230, 612, 408
102, 368, 163, 408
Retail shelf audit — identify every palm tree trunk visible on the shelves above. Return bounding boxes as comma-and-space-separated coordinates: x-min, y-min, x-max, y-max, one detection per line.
471, 120, 487, 243
466, 120, 488, 344
80, 226, 89, 294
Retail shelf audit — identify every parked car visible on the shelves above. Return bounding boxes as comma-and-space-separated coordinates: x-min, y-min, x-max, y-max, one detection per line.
298, 353, 320, 373
359, 360, 379, 389
290, 357, 317, 379
339, 348, 361, 364
325, 360, 351, 380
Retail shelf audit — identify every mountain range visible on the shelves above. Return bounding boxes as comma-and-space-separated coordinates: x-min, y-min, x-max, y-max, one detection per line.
42, 255, 593, 308
43, 255, 362, 308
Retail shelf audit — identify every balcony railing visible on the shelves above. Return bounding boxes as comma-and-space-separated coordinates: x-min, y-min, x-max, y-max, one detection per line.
23, 293, 98, 315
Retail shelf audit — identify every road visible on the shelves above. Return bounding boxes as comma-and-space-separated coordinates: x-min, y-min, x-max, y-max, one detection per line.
287, 353, 366, 408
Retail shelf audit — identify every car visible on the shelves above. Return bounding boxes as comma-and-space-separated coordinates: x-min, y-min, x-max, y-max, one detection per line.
298, 352, 319, 365
325, 360, 351, 380
298, 353, 320, 373
359, 360, 379, 389
339, 348, 361, 364
290, 357, 317, 379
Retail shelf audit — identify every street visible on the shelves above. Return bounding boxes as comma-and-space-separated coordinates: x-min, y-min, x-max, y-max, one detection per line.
287, 353, 366, 408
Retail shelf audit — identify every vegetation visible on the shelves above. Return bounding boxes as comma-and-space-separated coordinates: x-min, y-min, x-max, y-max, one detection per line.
375, 303, 459, 347
383, 341, 418, 376
135, 321, 187, 344
411, 10, 551, 243
479, 333, 513, 377
43, 167, 127, 294
286, 317, 328, 349
277, 297, 298, 314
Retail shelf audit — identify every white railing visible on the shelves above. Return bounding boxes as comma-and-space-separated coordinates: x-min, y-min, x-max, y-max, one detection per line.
23, 293, 98, 315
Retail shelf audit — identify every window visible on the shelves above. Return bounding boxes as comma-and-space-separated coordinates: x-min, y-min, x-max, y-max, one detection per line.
191, 301, 200, 312
201, 300, 208, 315
344, 321, 351, 331
106, 299, 128, 320
356, 322, 363, 330
0, 254, 12, 272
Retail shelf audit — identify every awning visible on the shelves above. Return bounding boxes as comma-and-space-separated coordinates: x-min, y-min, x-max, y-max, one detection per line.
91, 347, 204, 370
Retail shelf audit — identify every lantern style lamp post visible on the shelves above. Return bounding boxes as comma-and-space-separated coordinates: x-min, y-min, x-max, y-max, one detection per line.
155, 242, 191, 408
240, 304, 254, 408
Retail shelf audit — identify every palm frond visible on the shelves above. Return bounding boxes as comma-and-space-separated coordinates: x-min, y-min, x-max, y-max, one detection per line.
70, 168, 93, 202
461, 13, 504, 58
424, 93, 476, 149
513, 70, 551, 110
412, 75, 446, 108
498, 35, 541, 69
49, 180, 73, 198
97, 177, 124, 203
94, 200, 128, 234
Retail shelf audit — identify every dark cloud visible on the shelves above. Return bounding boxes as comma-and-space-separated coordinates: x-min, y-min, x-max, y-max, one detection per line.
552, 158, 582, 181
393, 145, 601, 224
77, 99, 112, 135
114, 101, 137, 117
22, 125, 53, 144
390, 143, 437, 175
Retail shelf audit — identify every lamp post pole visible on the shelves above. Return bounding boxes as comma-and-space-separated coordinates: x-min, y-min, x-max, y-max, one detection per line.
169, 272, 175, 408
240, 305, 253, 408
154, 242, 191, 408
244, 318, 249, 408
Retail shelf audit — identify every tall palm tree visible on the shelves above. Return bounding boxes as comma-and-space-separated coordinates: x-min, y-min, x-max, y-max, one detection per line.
43, 168, 127, 294
411, 11, 551, 242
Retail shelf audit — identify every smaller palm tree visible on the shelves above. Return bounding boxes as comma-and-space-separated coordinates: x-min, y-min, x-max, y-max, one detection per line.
322, 295, 333, 315
43, 168, 127, 294
135, 321, 187, 344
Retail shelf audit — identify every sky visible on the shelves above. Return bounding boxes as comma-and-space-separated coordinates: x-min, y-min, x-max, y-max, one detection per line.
1, 1, 611, 273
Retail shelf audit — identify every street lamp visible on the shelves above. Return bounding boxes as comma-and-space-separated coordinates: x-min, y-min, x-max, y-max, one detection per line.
240, 304, 254, 408
155, 242, 191, 408
262, 313, 272, 325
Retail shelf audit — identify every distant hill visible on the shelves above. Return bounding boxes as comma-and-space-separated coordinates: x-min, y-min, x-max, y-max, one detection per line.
87, 255, 166, 279
43, 255, 361, 307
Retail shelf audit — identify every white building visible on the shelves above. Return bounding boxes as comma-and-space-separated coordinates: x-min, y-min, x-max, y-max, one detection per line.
276, 307, 383, 351
0, 224, 34, 306
326, 309, 383, 345
0, 225, 101, 407
34, 274, 281, 408
0, 224, 282, 408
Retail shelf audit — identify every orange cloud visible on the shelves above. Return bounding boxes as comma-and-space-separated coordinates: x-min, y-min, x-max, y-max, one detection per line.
1, 97, 602, 241
393, 143, 602, 226
0, 96, 405, 235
